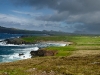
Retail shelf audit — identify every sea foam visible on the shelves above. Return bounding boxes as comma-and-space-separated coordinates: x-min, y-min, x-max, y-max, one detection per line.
1, 46, 39, 62
0, 41, 66, 62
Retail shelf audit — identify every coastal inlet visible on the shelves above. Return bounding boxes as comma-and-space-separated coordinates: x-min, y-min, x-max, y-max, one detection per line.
0, 38, 71, 62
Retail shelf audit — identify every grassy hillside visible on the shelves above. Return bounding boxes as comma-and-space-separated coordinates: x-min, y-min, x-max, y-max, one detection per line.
21, 35, 100, 45
21, 35, 100, 50
22, 35, 100, 58
0, 26, 68, 35
0, 55, 100, 75
0, 35, 100, 75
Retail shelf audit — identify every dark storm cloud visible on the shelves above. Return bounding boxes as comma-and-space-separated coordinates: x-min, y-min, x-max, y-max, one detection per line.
11, 0, 100, 33
11, 0, 100, 12
10, 0, 58, 9
36, 11, 69, 22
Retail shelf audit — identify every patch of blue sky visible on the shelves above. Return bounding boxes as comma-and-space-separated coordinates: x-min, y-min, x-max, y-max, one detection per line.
0, 0, 54, 20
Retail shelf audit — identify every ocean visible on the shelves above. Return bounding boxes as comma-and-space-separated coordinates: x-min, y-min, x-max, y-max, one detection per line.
0, 33, 66, 62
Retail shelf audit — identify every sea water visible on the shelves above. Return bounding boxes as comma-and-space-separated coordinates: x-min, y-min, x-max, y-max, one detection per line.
0, 33, 66, 62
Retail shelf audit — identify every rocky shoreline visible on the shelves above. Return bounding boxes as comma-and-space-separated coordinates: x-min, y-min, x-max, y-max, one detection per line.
2, 37, 73, 58
3, 37, 59, 57
4, 38, 37, 45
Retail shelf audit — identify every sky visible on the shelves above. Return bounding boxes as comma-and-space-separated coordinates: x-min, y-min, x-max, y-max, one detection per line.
0, 0, 100, 34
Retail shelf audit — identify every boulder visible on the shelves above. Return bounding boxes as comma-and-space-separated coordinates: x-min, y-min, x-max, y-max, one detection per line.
19, 53, 24, 56
30, 49, 58, 57
44, 50, 57, 56
30, 51, 38, 56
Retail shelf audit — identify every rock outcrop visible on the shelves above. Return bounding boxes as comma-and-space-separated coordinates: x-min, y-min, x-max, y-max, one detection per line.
4, 38, 36, 44
30, 49, 58, 57
19, 53, 24, 56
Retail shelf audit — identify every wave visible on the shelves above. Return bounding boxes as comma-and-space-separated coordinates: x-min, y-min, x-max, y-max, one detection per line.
0, 41, 66, 62
0, 53, 31, 62
0, 46, 39, 62
0, 41, 34, 47
39, 42, 66, 47
0, 41, 66, 47
0, 39, 4, 41
0, 41, 7, 46
17, 47, 39, 51
12, 47, 39, 52
47, 43, 66, 46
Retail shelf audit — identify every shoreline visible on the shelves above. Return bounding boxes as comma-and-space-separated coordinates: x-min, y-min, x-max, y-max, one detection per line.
41, 41, 73, 45
0, 40, 70, 63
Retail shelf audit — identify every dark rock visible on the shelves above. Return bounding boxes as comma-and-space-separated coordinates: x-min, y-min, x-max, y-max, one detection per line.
4, 38, 24, 44
38, 50, 46, 56
19, 53, 24, 56
30, 49, 58, 57
30, 51, 38, 57
4, 38, 36, 44
20, 35, 31, 38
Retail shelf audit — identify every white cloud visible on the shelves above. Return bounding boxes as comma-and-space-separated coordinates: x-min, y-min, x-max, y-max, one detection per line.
0, 13, 31, 25
0, 13, 63, 31
12, 10, 43, 17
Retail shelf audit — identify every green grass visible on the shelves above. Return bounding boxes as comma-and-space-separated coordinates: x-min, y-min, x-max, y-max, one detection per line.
22, 35, 100, 45
21, 35, 100, 55
45, 46, 76, 51
44, 46, 76, 56
67, 36, 100, 46
1, 35, 100, 75
21, 36, 73, 43
0, 56, 100, 75
21, 36, 36, 42
56, 50, 72, 56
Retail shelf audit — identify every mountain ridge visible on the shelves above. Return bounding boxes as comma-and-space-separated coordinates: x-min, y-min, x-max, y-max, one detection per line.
0, 26, 68, 35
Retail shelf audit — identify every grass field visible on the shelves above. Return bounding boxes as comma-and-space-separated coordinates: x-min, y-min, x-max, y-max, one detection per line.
21, 35, 100, 45
0, 35, 100, 75
22, 35, 100, 55
0, 55, 100, 75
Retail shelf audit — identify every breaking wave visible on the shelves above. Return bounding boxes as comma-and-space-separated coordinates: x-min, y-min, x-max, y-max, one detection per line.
0, 40, 66, 62
0, 46, 39, 62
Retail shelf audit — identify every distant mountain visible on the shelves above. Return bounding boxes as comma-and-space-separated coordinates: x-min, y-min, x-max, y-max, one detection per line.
0, 26, 45, 34
0, 26, 68, 35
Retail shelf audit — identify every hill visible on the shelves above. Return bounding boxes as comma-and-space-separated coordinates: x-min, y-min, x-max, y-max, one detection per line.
0, 26, 45, 34
0, 26, 68, 35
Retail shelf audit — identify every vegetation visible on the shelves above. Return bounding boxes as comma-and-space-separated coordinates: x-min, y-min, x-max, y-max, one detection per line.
22, 35, 100, 50
1, 35, 100, 75
21, 36, 68, 42
43, 46, 76, 56
0, 55, 100, 75
21, 35, 100, 45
